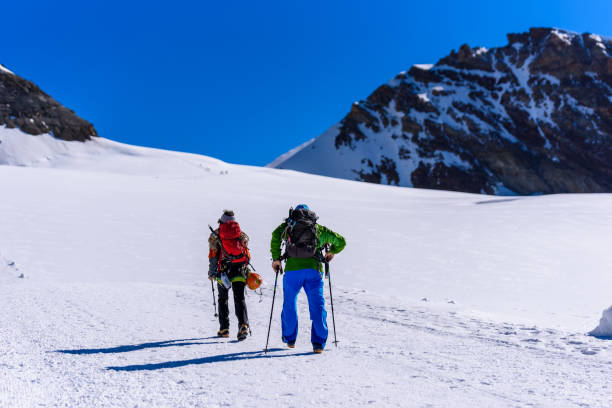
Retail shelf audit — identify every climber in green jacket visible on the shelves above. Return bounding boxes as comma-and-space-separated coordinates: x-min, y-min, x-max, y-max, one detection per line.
270, 204, 346, 353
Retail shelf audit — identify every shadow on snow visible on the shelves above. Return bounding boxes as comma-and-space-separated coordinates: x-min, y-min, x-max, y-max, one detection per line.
589, 334, 612, 341
107, 348, 313, 371
55, 338, 221, 355
475, 198, 520, 205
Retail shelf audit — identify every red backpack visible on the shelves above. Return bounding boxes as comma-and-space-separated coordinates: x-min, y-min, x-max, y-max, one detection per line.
218, 221, 248, 264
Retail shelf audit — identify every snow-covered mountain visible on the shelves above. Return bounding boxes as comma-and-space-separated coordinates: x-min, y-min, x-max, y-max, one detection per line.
271, 28, 612, 195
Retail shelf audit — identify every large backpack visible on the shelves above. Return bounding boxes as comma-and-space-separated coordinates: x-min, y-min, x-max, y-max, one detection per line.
218, 221, 248, 264
284, 208, 319, 259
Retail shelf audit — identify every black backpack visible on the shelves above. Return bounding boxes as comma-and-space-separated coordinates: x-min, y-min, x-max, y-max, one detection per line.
283, 208, 319, 259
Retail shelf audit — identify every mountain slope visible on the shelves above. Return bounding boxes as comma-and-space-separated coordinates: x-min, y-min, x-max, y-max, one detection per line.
271, 28, 612, 195
0, 126, 228, 175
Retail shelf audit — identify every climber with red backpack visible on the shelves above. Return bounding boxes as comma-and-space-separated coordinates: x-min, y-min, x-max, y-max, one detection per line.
208, 210, 260, 341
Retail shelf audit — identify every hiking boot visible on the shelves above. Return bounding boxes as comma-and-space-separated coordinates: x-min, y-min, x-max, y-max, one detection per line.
282, 336, 295, 348
313, 344, 324, 354
217, 328, 229, 338
237, 324, 249, 341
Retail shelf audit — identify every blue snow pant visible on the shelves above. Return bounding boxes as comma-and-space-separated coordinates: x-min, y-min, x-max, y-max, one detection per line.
281, 268, 328, 348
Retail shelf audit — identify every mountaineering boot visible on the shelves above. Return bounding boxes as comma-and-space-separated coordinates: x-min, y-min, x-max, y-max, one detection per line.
237, 324, 249, 341
217, 328, 229, 338
282, 335, 295, 348
313, 344, 324, 354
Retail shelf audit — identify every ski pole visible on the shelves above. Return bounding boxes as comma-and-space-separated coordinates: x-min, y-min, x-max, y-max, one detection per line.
264, 268, 281, 353
326, 261, 339, 347
211, 279, 218, 317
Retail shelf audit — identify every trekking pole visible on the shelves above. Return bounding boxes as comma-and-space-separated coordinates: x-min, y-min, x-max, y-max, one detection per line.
326, 260, 339, 347
211, 279, 218, 317
264, 267, 281, 353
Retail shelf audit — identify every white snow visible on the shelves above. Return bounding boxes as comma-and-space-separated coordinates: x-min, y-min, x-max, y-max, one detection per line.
0, 64, 14, 75
506, 54, 535, 97
565, 94, 596, 116
590, 306, 612, 338
492, 182, 517, 195
434, 64, 498, 78
266, 137, 316, 168
417, 92, 430, 103
1, 130, 612, 407
589, 34, 604, 44
413, 63, 433, 70
589, 34, 607, 52
473, 47, 488, 56
437, 150, 471, 170
551, 29, 574, 46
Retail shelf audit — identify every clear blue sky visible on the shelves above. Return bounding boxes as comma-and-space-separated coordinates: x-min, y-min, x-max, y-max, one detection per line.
2, 0, 610, 166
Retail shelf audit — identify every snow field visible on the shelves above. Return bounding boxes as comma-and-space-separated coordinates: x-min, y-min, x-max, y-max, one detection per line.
0, 135, 611, 406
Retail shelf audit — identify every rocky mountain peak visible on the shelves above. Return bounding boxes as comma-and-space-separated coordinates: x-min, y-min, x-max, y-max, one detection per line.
271, 28, 612, 195
0, 66, 97, 142
440, 28, 611, 79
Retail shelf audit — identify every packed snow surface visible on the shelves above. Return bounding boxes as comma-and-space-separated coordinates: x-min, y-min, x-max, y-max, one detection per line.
1, 131, 612, 407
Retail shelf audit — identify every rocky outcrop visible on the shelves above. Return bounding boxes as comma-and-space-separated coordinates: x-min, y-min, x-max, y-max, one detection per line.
272, 28, 612, 195
0, 65, 97, 141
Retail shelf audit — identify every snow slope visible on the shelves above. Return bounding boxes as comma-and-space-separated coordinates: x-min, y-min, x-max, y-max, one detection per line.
0, 126, 228, 176
1, 132, 612, 407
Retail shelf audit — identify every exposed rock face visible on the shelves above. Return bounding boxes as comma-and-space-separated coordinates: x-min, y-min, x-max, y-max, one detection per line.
271, 28, 612, 195
0, 65, 97, 142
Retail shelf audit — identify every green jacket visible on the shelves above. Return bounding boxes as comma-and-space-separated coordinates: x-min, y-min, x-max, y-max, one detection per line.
270, 223, 346, 273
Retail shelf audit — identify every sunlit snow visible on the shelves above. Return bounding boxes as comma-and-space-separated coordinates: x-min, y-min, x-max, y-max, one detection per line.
1, 130, 611, 407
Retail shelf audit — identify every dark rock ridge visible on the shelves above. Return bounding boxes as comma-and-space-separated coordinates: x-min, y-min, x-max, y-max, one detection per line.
0, 65, 97, 141
272, 28, 612, 195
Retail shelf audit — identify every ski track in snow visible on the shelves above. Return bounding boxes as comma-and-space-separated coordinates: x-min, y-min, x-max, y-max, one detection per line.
1, 137, 612, 406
